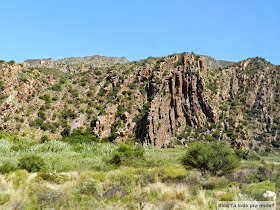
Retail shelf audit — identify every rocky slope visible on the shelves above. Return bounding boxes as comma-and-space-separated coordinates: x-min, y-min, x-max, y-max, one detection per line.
0, 53, 279, 150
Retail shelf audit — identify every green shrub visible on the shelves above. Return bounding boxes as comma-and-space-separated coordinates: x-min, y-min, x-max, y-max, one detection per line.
276, 177, 280, 189
0, 161, 17, 173
219, 192, 235, 201
78, 177, 102, 198
0, 193, 10, 205
181, 141, 239, 176
61, 125, 71, 137
110, 167, 138, 189
40, 94, 51, 103
247, 153, 261, 161
62, 135, 99, 144
30, 117, 44, 127
60, 109, 77, 119
110, 144, 145, 166
45, 103, 51, 109
52, 84, 62, 91
206, 176, 229, 190
19, 154, 47, 172
235, 150, 249, 160
52, 96, 59, 101
38, 110, 46, 120
8, 60, 15, 65
155, 165, 188, 182
41, 135, 50, 143
8, 170, 29, 189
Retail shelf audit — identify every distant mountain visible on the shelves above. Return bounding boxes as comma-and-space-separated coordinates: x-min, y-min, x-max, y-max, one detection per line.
23, 55, 129, 73
200, 55, 235, 69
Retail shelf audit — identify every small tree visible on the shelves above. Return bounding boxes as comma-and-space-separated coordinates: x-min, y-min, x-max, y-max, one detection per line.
181, 141, 239, 177
41, 135, 50, 143
61, 125, 71, 137
8, 60, 15, 65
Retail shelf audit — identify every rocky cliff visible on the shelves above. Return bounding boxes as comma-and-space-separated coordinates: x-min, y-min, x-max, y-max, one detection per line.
0, 53, 279, 150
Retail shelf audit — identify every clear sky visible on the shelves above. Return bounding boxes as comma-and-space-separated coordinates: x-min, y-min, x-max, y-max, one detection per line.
1, 0, 279, 64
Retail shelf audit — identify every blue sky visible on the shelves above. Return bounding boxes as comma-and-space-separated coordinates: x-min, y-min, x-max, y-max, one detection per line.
1, 0, 279, 64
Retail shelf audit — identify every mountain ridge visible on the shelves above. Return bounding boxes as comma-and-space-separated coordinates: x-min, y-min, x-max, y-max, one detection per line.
0, 52, 279, 151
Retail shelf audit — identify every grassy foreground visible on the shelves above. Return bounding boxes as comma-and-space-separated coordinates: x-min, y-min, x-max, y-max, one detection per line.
0, 134, 279, 209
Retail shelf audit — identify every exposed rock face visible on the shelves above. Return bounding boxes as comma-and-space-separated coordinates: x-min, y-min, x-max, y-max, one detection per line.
23, 55, 129, 74
0, 53, 279, 150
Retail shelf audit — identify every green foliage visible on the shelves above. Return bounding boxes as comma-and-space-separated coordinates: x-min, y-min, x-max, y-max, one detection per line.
181, 141, 239, 176
129, 82, 137, 89
45, 103, 51, 109
52, 84, 62, 91
0, 95, 8, 104
59, 78, 66, 84
30, 117, 44, 127
37, 67, 68, 78
110, 144, 145, 166
60, 127, 99, 144
19, 154, 47, 172
206, 82, 218, 94
60, 108, 77, 119
155, 165, 188, 182
78, 177, 102, 198
61, 125, 71, 137
8, 60, 15, 65
0, 161, 17, 173
87, 91, 93, 97
38, 110, 46, 120
0, 192, 10, 205
68, 87, 79, 98
241, 180, 275, 201
247, 153, 261, 161
41, 135, 50, 143
62, 135, 99, 144
276, 177, 280, 189
133, 103, 150, 122
174, 54, 184, 67
40, 94, 52, 103
271, 140, 280, 148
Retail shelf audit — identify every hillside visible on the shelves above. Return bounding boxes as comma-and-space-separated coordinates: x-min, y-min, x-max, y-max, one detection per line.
0, 53, 279, 150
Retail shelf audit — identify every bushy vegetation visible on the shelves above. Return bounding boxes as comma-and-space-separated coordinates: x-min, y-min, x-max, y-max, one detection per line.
181, 141, 239, 176
0, 133, 278, 209
110, 144, 145, 166
18, 154, 47, 172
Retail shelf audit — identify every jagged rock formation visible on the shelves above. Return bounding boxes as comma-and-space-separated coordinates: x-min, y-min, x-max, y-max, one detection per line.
0, 53, 279, 150
23, 55, 129, 74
